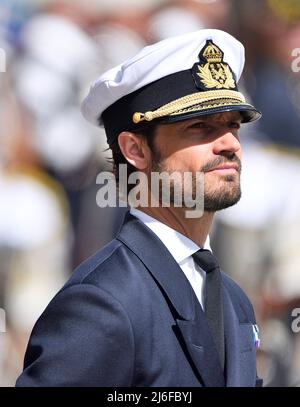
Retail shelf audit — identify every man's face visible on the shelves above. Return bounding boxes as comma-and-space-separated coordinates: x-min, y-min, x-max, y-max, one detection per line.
148, 111, 242, 212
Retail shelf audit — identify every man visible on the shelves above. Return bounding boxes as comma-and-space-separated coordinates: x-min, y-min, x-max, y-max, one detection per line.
16, 29, 262, 387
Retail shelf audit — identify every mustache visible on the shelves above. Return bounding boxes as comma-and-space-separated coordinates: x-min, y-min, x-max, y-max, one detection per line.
201, 154, 241, 173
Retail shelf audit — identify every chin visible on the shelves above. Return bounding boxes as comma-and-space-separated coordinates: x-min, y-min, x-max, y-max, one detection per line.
204, 185, 242, 212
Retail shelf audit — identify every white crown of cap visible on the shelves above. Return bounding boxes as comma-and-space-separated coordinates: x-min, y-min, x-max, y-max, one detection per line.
81, 29, 245, 126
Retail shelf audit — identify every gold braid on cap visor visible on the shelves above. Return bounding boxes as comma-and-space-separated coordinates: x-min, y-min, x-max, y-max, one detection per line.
132, 90, 247, 124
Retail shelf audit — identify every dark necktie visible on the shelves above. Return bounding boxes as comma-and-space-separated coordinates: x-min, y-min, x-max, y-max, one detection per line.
192, 249, 225, 370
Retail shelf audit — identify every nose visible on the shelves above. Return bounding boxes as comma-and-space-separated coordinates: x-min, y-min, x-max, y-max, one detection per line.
212, 130, 241, 156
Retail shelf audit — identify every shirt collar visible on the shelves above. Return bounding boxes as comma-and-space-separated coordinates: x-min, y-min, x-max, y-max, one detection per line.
130, 208, 211, 264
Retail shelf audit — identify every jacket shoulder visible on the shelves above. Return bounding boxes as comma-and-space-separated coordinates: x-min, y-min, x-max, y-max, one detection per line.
63, 238, 149, 305
65, 239, 129, 286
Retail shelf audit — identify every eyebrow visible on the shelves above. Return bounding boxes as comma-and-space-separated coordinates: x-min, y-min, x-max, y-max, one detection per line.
186, 115, 241, 125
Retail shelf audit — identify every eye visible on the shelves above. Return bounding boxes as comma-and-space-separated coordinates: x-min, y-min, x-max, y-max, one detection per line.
229, 121, 241, 129
188, 122, 209, 130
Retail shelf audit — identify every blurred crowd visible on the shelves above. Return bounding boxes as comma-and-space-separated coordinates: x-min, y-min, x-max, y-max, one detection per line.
0, 0, 300, 386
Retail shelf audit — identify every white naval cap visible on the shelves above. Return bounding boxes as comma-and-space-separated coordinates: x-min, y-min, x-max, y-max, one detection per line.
81, 29, 261, 145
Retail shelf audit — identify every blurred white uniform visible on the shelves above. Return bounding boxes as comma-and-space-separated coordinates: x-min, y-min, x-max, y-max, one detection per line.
0, 169, 70, 385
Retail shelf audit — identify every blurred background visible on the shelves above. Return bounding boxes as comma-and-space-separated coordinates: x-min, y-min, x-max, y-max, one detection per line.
0, 0, 300, 386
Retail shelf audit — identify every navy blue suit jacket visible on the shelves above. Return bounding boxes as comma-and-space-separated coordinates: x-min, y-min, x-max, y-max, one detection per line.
16, 213, 261, 387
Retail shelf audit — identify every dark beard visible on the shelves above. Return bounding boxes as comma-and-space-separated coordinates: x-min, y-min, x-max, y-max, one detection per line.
204, 178, 241, 212
150, 145, 242, 213
202, 154, 242, 212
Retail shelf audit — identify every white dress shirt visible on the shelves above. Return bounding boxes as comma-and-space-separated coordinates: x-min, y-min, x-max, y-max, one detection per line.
130, 208, 212, 309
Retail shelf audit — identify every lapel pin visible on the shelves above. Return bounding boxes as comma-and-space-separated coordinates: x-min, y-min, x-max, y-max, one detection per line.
252, 324, 260, 349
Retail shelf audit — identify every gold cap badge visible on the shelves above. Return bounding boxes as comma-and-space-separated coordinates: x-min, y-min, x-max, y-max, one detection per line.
192, 40, 237, 91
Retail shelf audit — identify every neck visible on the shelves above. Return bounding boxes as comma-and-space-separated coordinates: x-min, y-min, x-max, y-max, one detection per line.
136, 206, 214, 248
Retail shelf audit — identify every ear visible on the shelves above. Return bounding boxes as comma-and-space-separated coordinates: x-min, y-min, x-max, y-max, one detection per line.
118, 132, 150, 170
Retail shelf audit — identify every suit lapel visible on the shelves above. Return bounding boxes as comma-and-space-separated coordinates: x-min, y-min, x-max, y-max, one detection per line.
176, 301, 225, 387
117, 213, 195, 320
117, 213, 225, 387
